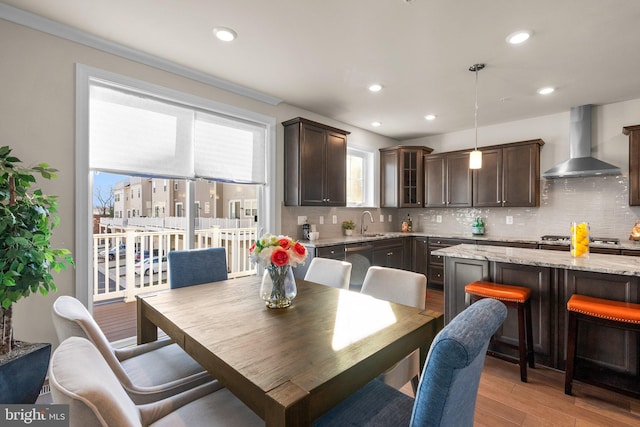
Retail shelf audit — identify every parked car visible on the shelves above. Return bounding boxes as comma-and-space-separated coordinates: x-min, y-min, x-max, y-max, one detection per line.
134, 256, 168, 276
98, 244, 126, 261
135, 249, 162, 261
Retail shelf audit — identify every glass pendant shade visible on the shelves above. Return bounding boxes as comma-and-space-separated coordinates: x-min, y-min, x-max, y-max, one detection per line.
468, 63, 485, 170
469, 149, 482, 169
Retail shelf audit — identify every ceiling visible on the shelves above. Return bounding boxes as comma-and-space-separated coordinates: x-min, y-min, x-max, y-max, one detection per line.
4, 0, 640, 140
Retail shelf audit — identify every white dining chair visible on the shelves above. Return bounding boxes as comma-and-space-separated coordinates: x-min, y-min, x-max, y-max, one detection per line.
360, 266, 427, 392
49, 337, 263, 427
52, 296, 213, 404
304, 257, 352, 290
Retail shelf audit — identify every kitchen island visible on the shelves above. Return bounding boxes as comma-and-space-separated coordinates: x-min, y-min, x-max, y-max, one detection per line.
432, 244, 640, 394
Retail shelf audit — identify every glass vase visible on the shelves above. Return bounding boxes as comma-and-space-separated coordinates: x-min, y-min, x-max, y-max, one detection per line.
570, 222, 590, 258
260, 264, 297, 308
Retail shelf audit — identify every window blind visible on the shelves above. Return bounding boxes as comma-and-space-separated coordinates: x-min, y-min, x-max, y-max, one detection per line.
89, 83, 267, 184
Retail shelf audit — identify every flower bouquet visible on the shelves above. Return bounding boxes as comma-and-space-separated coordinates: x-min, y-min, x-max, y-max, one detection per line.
250, 234, 308, 308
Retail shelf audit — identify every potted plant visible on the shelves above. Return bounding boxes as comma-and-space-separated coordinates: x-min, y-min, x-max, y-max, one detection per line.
341, 220, 355, 236
0, 146, 74, 403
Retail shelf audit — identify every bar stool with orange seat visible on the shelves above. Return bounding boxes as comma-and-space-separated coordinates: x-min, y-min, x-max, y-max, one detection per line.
565, 294, 640, 397
465, 280, 535, 382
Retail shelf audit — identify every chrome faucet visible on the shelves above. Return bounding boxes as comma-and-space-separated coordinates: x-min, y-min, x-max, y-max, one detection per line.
361, 210, 374, 235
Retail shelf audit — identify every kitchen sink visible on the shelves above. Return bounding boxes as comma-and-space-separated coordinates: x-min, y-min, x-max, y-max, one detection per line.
362, 233, 387, 237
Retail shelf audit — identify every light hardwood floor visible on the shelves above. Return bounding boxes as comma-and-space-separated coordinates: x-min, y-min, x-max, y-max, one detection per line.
402, 288, 640, 426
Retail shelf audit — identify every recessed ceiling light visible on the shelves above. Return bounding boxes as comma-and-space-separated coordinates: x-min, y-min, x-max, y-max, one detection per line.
371, 121, 382, 127
368, 84, 383, 92
425, 114, 436, 121
506, 30, 532, 45
213, 27, 237, 42
538, 87, 555, 95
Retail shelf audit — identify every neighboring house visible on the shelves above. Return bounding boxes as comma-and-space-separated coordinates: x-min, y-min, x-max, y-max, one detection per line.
112, 176, 255, 220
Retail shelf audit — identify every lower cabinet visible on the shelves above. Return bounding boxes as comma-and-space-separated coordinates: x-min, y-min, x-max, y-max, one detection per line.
427, 238, 473, 289
297, 238, 411, 285
372, 238, 410, 270
444, 258, 489, 324
412, 237, 429, 278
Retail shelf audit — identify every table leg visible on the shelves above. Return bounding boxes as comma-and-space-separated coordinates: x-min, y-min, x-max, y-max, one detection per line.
136, 297, 158, 345
265, 381, 309, 426
420, 310, 445, 370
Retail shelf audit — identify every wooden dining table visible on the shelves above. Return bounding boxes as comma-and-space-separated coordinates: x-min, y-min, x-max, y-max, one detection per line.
137, 275, 444, 426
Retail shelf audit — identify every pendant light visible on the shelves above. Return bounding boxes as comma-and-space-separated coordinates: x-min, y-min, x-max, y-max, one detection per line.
469, 63, 485, 169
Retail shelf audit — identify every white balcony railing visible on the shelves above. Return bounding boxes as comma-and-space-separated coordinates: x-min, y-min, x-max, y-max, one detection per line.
93, 226, 257, 303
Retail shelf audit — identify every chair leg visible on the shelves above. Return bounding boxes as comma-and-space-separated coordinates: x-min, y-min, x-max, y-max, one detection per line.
525, 299, 535, 369
517, 303, 528, 382
565, 311, 578, 395
411, 375, 419, 395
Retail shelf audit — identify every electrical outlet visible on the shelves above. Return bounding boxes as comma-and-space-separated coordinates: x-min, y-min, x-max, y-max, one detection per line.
379, 215, 385, 223
436, 215, 442, 223
332, 215, 337, 224
297, 216, 307, 225
506, 216, 513, 225
388, 214, 392, 222
319, 216, 324, 225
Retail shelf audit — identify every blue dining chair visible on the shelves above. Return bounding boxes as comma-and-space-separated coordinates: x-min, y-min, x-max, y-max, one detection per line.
314, 298, 508, 427
168, 247, 228, 289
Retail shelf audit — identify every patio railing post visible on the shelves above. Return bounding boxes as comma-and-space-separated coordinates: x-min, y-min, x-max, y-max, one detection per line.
124, 229, 137, 303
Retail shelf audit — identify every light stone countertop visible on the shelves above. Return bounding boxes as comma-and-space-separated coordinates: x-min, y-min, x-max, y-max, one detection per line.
432, 244, 640, 276
301, 232, 640, 252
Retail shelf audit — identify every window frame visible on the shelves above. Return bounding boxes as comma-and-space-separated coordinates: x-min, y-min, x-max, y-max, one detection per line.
346, 146, 375, 207
76, 64, 276, 308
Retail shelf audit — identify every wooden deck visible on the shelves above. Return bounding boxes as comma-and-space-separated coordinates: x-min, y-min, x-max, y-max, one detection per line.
93, 299, 137, 342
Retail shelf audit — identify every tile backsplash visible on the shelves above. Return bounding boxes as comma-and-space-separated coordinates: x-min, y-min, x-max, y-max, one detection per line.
282, 175, 640, 241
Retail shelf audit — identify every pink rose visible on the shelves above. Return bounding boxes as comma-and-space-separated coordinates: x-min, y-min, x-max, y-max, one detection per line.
271, 248, 290, 267
293, 242, 307, 258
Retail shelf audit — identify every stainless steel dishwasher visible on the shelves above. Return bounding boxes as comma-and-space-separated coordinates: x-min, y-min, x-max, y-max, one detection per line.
344, 243, 374, 290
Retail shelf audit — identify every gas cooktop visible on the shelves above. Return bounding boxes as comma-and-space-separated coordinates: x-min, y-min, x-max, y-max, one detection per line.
540, 235, 620, 245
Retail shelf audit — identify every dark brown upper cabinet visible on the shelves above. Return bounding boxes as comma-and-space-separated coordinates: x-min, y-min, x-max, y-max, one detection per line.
624, 125, 640, 206
424, 151, 472, 208
473, 139, 544, 207
283, 117, 349, 206
380, 146, 433, 208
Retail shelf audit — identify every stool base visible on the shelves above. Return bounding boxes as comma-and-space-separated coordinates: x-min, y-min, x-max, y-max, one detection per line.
465, 283, 535, 383
565, 309, 640, 398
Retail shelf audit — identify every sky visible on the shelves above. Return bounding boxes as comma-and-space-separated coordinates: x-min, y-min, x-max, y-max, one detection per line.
93, 171, 127, 206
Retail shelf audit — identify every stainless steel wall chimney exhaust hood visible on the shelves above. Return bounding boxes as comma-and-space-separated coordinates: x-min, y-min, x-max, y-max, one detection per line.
542, 105, 621, 179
